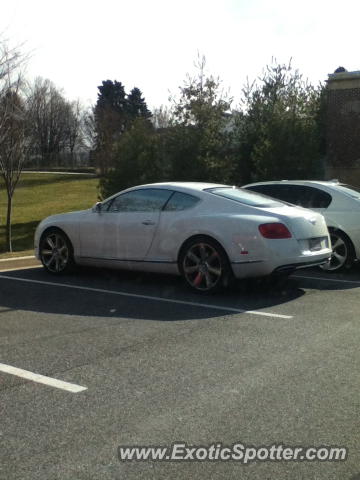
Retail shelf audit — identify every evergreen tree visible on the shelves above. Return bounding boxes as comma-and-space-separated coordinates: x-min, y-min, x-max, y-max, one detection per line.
100, 118, 167, 197
237, 60, 325, 182
127, 87, 152, 120
168, 55, 235, 183
93, 81, 151, 175
96, 80, 127, 113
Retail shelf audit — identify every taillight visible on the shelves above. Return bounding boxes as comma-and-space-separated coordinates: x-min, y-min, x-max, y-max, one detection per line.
259, 223, 292, 239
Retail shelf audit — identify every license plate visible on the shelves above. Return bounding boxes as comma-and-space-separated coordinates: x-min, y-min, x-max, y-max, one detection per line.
309, 237, 327, 251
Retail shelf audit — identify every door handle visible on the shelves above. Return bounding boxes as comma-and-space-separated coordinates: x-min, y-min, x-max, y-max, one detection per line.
142, 220, 156, 226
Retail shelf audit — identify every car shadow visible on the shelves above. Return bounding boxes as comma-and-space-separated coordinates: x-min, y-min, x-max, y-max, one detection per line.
292, 263, 360, 291
0, 267, 306, 321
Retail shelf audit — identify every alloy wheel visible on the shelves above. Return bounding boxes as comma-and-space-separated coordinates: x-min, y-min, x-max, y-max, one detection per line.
182, 242, 223, 291
40, 232, 70, 273
321, 232, 349, 272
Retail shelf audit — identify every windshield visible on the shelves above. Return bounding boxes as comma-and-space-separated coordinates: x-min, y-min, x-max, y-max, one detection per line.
205, 187, 285, 208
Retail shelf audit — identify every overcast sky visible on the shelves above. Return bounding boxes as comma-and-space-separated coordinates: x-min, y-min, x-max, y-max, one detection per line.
2, 0, 359, 109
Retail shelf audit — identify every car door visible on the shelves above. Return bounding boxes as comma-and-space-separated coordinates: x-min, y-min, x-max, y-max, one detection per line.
146, 191, 202, 261
79, 188, 172, 261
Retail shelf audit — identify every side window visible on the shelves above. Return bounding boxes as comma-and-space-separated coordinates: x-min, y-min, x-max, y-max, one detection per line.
247, 184, 332, 209
308, 188, 332, 209
163, 192, 200, 211
108, 189, 172, 213
288, 186, 332, 209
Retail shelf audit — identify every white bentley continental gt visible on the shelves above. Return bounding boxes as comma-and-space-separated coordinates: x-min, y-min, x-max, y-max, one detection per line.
34, 182, 332, 293
243, 180, 360, 272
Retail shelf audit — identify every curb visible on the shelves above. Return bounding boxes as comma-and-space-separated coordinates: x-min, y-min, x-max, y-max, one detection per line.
0, 255, 35, 263
0, 255, 40, 272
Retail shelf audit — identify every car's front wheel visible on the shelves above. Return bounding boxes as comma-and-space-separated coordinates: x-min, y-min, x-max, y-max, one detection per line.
320, 230, 353, 272
39, 228, 74, 274
179, 237, 231, 293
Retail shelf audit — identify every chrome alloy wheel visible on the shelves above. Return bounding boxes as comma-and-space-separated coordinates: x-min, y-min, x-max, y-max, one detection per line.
40, 232, 70, 273
320, 231, 349, 272
182, 242, 223, 291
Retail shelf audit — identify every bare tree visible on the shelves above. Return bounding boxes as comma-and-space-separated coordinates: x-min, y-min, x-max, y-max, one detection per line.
27, 77, 72, 167
27, 79, 86, 168
0, 40, 24, 144
81, 106, 96, 150
66, 99, 83, 167
0, 39, 27, 251
151, 105, 173, 129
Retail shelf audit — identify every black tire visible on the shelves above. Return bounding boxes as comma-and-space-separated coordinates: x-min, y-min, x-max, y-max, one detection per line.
320, 229, 354, 273
179, 236, 232, 293
39, 228, 75, 275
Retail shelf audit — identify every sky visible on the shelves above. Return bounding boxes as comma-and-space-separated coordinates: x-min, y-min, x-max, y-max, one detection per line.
2, 0, 360, 110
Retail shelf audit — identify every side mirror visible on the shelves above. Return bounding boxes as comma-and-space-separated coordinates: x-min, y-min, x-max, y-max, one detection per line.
92, 202, 102, 213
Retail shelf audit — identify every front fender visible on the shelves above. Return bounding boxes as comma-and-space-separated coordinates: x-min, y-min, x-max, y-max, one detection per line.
34, 215, 81, 258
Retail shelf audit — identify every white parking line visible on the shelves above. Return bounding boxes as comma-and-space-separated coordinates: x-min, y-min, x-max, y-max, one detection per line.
0, 363, 87, 393
0, 274, 292, 319
293, 274, 360, 285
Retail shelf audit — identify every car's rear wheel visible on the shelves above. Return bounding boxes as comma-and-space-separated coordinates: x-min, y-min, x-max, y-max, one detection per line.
320, 230, 353, 272
179, 237, 231, 293
39, 228, 74, 274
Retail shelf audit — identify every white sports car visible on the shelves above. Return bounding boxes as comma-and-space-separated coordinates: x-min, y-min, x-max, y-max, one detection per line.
34, 182, 331, 292
243, 180, 360, 272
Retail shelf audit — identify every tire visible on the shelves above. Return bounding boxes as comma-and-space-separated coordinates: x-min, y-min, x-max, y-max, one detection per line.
320, 230, 354, 273
179, 236, 232, 293
39, 228, 75, 275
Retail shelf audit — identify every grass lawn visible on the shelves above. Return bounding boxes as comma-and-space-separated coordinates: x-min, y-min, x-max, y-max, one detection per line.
0, 173, 99, 254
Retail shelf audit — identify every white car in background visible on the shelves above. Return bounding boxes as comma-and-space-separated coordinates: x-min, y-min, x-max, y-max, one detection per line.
34, 182, 331, 293
244, 180, 360, 272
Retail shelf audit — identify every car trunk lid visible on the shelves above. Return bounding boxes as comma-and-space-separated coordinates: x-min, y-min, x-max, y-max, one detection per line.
260, 205, 328, 239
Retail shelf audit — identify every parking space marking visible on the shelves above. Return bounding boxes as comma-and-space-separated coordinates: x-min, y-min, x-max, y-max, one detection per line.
0, 363, 87, 393
0, 274, 292, 319
293, 274, 360, 285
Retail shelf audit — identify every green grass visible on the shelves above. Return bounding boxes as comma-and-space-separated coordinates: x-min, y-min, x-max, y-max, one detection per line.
0, 173, 99, 253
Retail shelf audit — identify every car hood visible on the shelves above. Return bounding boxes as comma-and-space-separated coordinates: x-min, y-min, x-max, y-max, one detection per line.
40, 209, 90, 225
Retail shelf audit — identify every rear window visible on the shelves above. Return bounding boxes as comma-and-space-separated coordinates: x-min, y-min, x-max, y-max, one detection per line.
163, 192, 200, 211
206, 187, 284, 208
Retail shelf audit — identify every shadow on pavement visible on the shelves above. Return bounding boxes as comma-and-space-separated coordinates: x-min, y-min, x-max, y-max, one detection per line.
0, 267, 307, 321
292, 263, 360, 290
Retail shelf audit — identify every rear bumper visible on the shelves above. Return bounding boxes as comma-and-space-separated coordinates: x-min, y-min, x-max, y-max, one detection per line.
272, 257, 331, 275
231, 251, 332, 279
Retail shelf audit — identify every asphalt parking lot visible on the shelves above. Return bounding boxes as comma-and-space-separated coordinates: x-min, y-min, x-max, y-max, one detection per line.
0, 263, 360, 480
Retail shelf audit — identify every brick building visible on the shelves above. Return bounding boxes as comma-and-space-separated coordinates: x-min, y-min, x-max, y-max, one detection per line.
326, 69, 360, 185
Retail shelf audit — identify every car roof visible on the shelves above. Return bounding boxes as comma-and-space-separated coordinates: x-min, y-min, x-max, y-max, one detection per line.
102, 182, 235, 203
132, 182, 229, 192
245, 180, 341, 187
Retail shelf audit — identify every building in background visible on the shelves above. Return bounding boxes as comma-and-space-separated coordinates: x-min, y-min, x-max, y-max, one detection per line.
326, 69, 360, 185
